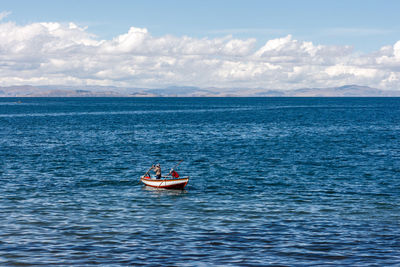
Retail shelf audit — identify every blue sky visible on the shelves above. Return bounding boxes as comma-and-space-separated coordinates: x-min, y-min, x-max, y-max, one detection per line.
1, 0, 400, 90
3, 0, 400, 52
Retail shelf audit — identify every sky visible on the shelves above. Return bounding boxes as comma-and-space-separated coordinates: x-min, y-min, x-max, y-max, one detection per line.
1, 0, 400, 90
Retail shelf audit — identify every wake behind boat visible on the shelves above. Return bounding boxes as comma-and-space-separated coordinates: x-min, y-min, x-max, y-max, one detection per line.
140, 160, 189, 190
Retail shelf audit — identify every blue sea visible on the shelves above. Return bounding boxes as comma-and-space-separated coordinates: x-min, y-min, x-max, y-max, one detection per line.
1, 97, 399, 266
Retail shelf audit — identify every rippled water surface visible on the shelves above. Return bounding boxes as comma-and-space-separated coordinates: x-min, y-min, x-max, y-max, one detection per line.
1, 97, 400, 266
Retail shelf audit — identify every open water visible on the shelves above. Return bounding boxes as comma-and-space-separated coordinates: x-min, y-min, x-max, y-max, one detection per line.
0, 97, 399, 266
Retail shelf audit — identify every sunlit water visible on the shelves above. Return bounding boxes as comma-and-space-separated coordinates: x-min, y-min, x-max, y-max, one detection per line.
1, 97, 399, 266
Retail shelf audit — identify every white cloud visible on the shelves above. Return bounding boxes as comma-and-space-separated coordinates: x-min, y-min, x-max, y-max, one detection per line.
0, 11, 11, 21
0, 20, 400, 90
325, 65, 379, 78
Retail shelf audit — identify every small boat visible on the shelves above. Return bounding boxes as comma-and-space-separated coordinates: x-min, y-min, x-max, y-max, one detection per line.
140, 176, 189, 189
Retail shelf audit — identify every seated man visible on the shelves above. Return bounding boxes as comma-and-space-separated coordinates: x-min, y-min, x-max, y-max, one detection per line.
170, 169, 180, 178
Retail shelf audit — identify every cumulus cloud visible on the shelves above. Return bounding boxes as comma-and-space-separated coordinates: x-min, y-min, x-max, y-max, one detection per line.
0, 19, 399, 90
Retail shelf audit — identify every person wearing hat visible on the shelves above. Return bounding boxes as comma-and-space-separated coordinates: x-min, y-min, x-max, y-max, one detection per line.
152, 163, 162, 179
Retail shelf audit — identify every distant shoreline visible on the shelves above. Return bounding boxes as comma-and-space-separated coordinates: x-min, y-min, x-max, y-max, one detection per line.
2, 96, 400, 99
1, 84, 400, 97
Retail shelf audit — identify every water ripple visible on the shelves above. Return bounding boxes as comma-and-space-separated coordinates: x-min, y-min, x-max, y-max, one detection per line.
1, 97, 399, 265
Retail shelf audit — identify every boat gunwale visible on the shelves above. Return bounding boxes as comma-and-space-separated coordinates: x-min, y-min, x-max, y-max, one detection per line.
140, 176, 189, 182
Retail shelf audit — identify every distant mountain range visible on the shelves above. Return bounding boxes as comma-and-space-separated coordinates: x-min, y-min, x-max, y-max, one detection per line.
0, 84, 399, 97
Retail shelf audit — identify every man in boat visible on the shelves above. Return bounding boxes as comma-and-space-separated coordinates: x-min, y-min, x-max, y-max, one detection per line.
169, 168, 180, 178
152, 163, 162, 179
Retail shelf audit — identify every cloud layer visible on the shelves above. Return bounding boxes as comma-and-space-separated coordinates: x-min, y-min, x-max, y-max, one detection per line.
0, 19, 399, 90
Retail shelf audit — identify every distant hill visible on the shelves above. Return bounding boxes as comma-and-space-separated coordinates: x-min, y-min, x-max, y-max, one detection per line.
144, 86, 217, 97
0, 84, 399, 97
0, 85, 144, 97
280, 85, 400, 97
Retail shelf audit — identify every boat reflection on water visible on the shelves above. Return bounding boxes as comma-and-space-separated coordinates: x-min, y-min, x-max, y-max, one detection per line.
143, 186, 188, 196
